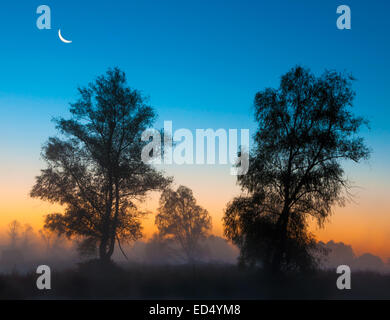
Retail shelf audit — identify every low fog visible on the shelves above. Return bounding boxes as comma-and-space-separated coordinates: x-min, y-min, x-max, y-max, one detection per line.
0, 221, 388, 274
319, 240, 390, 273
0, 220, 240, 274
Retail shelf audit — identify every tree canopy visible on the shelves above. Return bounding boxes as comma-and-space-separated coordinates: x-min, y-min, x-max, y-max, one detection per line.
31, 68, 171, 262
224, 66, 370, 272
155, 185, 212, 263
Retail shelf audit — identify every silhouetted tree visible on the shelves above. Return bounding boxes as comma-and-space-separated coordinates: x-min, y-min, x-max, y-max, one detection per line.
31, 68, 171, 263
77, 237, 98, 259
224, 66, 370, 273
21, 224, 34, 249
39, 227, 67, 257
7, 220, 21, 248
144, 233, 180, 264
38, 228, 53, 254
155, 186, 212, 263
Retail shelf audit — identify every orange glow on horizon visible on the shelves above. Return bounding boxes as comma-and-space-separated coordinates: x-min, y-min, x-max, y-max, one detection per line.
0, 163, 389, 262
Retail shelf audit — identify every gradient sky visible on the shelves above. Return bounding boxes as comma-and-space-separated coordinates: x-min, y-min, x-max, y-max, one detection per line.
0, 1, 389, 259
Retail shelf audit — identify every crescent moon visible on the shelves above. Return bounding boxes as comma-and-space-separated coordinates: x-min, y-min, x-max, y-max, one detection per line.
58, 29, 72, 43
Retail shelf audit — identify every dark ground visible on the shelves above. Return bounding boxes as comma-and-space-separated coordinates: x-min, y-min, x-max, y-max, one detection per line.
0, 262, 389, 299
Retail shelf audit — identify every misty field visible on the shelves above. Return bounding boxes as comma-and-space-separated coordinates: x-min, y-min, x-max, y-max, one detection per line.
0, 66, 388, 301
1, 262, 390, 300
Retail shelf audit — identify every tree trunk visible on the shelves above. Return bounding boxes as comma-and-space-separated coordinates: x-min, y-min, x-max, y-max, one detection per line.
106, 233, 116, 260
99, 174, 114, 263
271, 208, 289, 273
99, 239, 110, 262
105, 177, 120, 260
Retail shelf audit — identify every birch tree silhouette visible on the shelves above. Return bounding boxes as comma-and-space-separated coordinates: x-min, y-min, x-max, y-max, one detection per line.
31, 68, 171, 262
155, 186, 212, 263
224, 66, 370, 273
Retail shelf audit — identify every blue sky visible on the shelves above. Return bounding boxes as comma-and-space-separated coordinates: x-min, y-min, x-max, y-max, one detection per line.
0, 1, 389, 247
1, 0, 388, 167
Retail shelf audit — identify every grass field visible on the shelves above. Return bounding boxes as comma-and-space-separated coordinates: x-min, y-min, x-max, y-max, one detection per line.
0, 262, 389, 299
